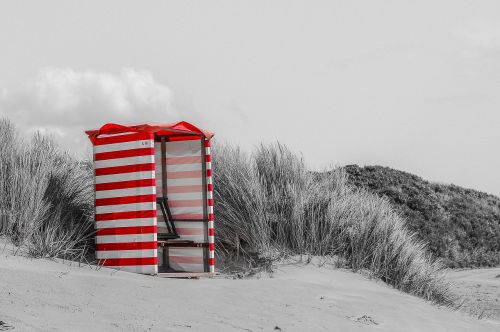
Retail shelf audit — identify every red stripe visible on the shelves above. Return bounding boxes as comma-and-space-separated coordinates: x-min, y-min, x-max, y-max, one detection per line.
208, 213, 214, 221
95, 163, 155, 176
205, 155, 211, 162
96, 194, 156, 206
175, 227, 204, 236
168, 136, 202, 142
207, 184, 213, 192
167, 170, 202, 179
207, 198, 213, 207
209, 243, 215, 251
166, 156, 202, 165
96, 226, 157, 236
96, 210, 157, 221
95, 148, 154, 161
169, 256, 204, 264
208, 228, 214, 236
167, 199, 203, 208
204, 140, 211, 148
167, 185, 203, 193
95, 133, 153, 146
99, 257, 158, 266
96, 241, 157, 251
206, 169, 212, 177
96, 179, 155, 191
171, 213, 204, 220
208, 258, 215, 266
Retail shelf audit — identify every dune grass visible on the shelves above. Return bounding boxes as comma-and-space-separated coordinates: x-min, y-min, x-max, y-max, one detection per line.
0, 118, 454, 305
213, 143, 455, 306
0, 118, 94, 259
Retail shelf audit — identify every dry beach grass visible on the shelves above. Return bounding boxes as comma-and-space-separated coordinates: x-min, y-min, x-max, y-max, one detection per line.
0, 118, 94, 260
1, 117, 455, 307
213, 142, 455, 306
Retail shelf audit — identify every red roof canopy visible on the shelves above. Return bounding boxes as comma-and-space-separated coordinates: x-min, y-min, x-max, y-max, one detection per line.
85, 121, 214, 144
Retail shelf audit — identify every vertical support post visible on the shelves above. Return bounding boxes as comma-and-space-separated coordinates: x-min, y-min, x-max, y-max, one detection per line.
161, 137, 167, 198
201, 138, 209, 272
204, 139, 215, 273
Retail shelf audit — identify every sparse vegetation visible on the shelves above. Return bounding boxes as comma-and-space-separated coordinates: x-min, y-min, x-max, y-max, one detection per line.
213, 143, 455, 305
0, 118, 456, 305
339, 165, 500, 268
0, 118, 94, 259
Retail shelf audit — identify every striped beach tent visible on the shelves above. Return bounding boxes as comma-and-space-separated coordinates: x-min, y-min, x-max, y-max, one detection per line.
86, 122, 215, 275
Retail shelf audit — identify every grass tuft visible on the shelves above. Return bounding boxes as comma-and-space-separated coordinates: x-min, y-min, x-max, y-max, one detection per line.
0, 118, 455, 305
0, 118, 94, 260
213, 142, 455, 306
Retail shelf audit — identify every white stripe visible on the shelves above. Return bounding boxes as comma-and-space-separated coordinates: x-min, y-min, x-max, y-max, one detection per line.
157, 219, 168, 229
206, 177, 212, 185
167, 191, 203, 200
208, 236, 214, 243
95, 186, 156, 199
96, 202, 156, 214
170, 206, 203, 215
95, 218, 157, 229
209, 251, 215, 258
209, 265, 215, 273
96, 249, 157, 259
155, 153, 202, 161
156, 229, 203, 240
95, 171, 154, 184
175, 234, 204, 242
94, 155, 154, 169
96, 233, 157, 244
174, 221, 205, 229
208, 221, 214, 229
160, 163, 202, 172
103, 265, 158, 274
169, 221, 205, 242
205, 147, 211, 154
165, 140, 202, 155
208, 206, 214, 214
169, 248, 204, 257
168, 247, 204, 272
156, 184, 163, 195
160, 177, 202, 187
205, 162, 212, 169
94, 139, 154, 153
206, 191, 213, 199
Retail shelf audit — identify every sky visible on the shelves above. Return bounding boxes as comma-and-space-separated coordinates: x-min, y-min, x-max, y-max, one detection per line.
0, 0, 499, 196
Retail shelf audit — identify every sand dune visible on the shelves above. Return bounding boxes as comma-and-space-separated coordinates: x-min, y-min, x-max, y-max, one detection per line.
1, 251, 498, 332
448, 268, 500, 321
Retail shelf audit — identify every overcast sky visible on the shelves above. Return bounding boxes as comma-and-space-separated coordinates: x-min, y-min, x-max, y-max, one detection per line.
0, 1, 499, 196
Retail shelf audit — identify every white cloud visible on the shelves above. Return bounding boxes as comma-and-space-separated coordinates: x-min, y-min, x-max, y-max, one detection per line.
0, 68, 178, 156
459, 21, 500, 59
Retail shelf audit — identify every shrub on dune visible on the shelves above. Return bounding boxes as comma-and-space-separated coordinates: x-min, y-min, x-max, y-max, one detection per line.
213, 142, 454, 306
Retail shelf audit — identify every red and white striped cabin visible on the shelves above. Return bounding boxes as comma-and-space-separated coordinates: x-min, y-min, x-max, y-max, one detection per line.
85, 122, 215, 275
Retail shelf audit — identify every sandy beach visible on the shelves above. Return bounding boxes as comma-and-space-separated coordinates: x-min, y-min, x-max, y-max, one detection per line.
1, 250, 498, 332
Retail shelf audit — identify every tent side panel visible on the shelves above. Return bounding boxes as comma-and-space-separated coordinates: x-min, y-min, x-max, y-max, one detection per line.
205, 139, 215, 273
93, 132, 158, 275
155, 139, 206, 272
168, 247, 205, 272
155, 139, 204, 221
